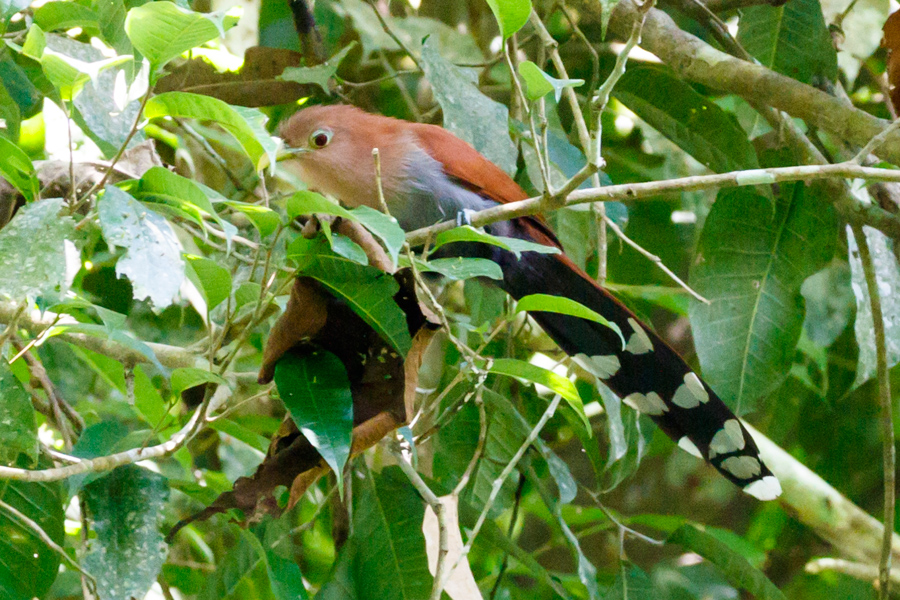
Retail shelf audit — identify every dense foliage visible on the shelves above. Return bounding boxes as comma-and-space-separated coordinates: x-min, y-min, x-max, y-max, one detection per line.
0, 0, 898, 598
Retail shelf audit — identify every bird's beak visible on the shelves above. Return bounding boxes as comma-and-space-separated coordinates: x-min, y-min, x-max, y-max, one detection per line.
277, 146, 311, 161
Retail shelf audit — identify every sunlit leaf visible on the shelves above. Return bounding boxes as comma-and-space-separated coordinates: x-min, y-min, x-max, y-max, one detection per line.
144, 92, 275, 171
98, 186, 185, 308
515, 293, 625, 347
185, 255, 232, 311
485, 0, 531, 38
518, 60, 583, 102
125, 2, 238, 76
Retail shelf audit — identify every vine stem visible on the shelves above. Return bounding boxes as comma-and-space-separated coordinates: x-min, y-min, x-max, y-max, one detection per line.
851, 223, 895, 599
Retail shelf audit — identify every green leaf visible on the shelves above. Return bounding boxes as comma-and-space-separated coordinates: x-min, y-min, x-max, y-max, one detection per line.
848, 226, 900, 386
0, 198, 75, 301
138, 166, 218, 217
83, 466, 170, 600
0, 81, 22, 141
125, 2, 238, 75
23, 25, 131, 100
485, 0, 532, 38
668, 524, 787, 600
143, 92, 275, 171
98, 186, 185, 308
291, 237, 412, 356
515, 293, 625, 347
606, 563, 657, 600
613, 65, 759, 173
432, 225, 560, 258
33, 2, 99, 32
518, 60, 583, 102
600, 401, 646, 492
278, 42, 356, 94
526, 457, 600, 600
690, 185, 837, 412
420, 37, 517, 175
234, 281, 262, 309
133, 364, 169, 427
0, 135, 38, 201
417, 256, 503, 281
801, 260, 854, 348
738, 0, 838, 84
170, 367, 227, 397
197, 532, 263, 600
351, 205, 405, 266
209, 418, 269, 453
274, 350, 353, 497
488, 358, 590, 432
250, 523, 311, 600
285, 190, 357, 222
330, 233, 369, 265
434, 389, 528, 516
0, 475, 64, 599
93, 0, 130, 55
0, 359, 37, 465
185, 255, 232, 311
352, 466, 432, 599
223, 201, 281, 237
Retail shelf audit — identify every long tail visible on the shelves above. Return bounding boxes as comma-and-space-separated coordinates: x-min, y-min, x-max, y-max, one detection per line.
494, 244, 781, 500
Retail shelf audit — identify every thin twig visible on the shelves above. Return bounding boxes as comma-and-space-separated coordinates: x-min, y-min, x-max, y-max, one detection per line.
451, 379, 488, 496
78, 87, 153, 205
388, 443, 449, 600
366, 0, 422, 72
446, 393, 564, 589
805, 557, 900, 587
0, 498, 97, 592
604, 216, 709, 303
855, 118, 900, 164
0, 302, 26, 349
852, 224, 896, 599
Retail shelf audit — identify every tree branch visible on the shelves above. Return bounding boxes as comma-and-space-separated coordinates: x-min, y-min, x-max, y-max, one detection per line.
404, 162, 900, 246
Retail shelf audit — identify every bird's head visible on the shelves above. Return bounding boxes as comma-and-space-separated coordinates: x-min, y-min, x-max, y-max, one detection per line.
277, 104, 413, 208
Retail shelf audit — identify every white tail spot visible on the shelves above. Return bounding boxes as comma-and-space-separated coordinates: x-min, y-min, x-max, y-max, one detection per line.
743, 476, 782, 500
678, 436, 703, 458
708, 420, 746, 458
624, 318, 653, 355
625, 391, 668, 416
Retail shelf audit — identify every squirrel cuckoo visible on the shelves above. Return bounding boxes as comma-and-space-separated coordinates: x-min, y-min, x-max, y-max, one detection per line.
280, 104, 782, 501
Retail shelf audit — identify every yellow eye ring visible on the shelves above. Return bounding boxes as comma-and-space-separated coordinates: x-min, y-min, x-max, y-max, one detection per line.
309, 129, 333, 149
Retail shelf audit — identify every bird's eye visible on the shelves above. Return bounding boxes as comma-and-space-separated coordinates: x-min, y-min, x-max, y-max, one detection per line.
309, 129, 332, 149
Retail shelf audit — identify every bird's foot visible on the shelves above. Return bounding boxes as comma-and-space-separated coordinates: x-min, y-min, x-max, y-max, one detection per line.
456, 208, 476, 227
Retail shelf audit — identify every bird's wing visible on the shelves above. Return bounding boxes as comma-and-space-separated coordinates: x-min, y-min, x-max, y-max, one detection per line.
410, 123, 562, 249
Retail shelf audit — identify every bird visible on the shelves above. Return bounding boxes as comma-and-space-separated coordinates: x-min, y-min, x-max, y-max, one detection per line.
278, 103, 782, 501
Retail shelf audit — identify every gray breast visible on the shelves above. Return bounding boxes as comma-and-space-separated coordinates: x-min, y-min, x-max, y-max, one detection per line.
386, 148, 500, 233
